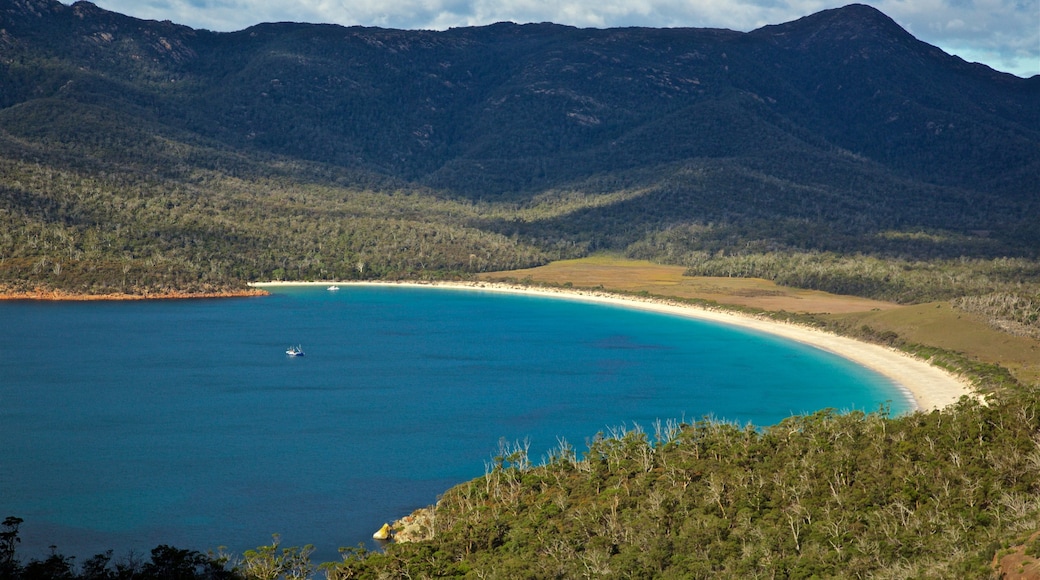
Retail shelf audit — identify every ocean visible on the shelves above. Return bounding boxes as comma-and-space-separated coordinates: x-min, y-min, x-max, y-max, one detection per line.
0, 285, 911, 563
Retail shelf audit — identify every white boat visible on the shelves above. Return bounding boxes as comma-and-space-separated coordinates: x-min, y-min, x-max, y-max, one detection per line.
327, 285, 340, 291
286, 345, 305, 357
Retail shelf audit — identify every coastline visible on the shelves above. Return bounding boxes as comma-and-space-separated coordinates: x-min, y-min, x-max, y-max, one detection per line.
253, 280, 974, 411
0, 288, 268, 301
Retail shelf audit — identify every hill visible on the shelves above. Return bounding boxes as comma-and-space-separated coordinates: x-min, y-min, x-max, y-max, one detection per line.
2, 3, 1040, 576
0, 0, 1037, 294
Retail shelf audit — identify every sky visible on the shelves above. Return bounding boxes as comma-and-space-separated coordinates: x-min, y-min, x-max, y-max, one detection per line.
72, 0, 1038, 78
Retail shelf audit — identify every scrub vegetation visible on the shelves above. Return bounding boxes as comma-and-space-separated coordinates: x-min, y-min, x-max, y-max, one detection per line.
2, 0, 1039, 577
4, 371, 1040, 578
1, 2, 1037, 298
327, 391, 1040, 578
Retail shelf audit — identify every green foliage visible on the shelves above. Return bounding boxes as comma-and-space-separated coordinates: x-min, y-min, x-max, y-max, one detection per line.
1025, 534, 1040, 559
677, 250, 1040, 304
0, 2, 1037, 295
0, 121, 552, 293
142, 545, 235, 580
338, 384, 1040, 577
21, 549, 76, 580
1, 516, 23, 579
237, 536, 313, 580
0, 525, 235, 580
672, 249, 1040, 340
2, 3, 1040, 577
953, 292, 1040, 340
3, 326, 1038, 579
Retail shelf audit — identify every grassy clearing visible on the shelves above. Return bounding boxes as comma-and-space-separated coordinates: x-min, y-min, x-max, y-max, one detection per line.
482, 255, 898, 314
834, 303, 1040, 385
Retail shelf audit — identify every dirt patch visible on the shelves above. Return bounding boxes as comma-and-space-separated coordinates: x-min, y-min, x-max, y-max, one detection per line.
994, 531, 1040, 580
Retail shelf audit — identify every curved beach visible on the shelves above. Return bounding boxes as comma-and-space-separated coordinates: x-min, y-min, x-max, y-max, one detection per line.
252, 280, 973, 411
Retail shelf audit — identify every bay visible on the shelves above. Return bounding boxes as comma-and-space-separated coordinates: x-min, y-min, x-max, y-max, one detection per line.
0, 285, 911, 563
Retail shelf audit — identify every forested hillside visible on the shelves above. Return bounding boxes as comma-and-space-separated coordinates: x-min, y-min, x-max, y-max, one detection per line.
3, 2, 1040, 577
331, 395, 1039, 577
0, 0, 1037, 294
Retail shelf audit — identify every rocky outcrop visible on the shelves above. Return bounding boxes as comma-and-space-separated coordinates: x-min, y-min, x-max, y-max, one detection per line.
390, 507, 436, 543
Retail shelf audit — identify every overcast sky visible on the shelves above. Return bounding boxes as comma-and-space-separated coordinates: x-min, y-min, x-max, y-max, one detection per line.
74, 0, 1038, 78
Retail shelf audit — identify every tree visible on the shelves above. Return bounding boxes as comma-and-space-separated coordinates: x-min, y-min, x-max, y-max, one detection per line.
141, 545, 233, 580
21, 548, 75, 580
0, 517, 23, 580
238, 536, 314, 580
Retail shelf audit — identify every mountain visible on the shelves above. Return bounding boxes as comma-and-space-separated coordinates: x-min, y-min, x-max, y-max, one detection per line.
0, 0, 1037, 292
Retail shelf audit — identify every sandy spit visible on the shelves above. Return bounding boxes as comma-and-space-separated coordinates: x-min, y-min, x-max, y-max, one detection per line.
251, 280, 975, 412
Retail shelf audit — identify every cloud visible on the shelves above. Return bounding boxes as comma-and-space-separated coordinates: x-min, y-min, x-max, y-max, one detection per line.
874, 0, 1039, 76
78, 0, 1038, 76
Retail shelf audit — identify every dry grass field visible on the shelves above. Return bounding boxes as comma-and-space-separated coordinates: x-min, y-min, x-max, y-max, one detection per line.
842, 303, 1040, 385
482, 256, 896, 313
482, 256, 1040, 385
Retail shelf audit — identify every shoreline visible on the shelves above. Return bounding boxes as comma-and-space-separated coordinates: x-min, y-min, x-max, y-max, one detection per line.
253, 280, 974, 411
0, 288, 268, 301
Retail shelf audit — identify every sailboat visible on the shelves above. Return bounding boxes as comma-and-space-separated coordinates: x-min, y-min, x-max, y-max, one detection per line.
286, 345, 305, 357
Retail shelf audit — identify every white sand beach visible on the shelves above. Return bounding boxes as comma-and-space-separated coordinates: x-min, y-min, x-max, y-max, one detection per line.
252, 280, 974, 411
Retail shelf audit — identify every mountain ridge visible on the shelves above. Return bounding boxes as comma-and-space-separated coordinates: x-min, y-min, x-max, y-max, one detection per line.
0, 0, 1037, 291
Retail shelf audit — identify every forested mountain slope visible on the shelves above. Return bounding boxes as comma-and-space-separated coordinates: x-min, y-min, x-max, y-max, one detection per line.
3, 3, 1040, 577
0, 0, 1037, 292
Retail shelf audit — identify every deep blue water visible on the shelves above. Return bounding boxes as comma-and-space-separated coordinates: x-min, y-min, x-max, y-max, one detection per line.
0, 285, 911, 563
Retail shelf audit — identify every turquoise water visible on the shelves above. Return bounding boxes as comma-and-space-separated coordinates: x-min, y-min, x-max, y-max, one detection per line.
0, 285, 910, 562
